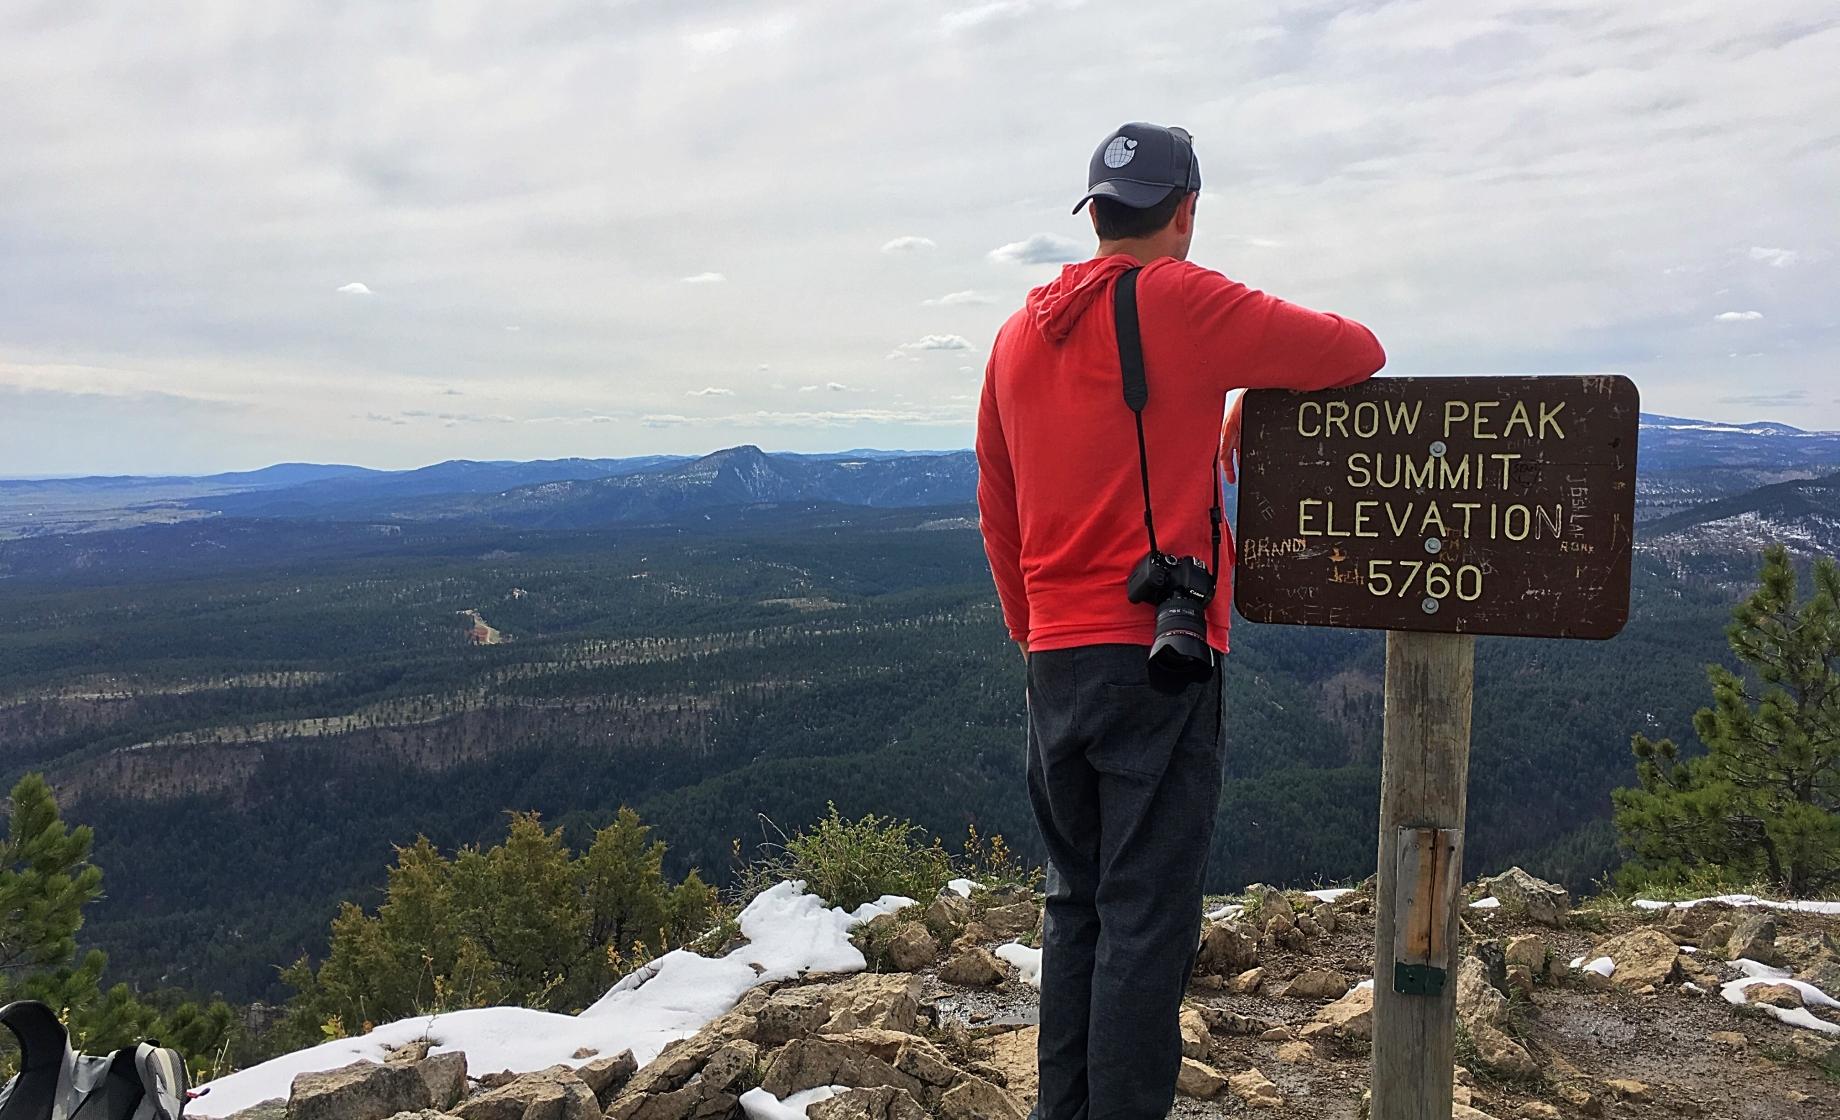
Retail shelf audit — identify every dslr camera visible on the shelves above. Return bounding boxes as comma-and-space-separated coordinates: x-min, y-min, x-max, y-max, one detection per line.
1126, 550, 1216, 683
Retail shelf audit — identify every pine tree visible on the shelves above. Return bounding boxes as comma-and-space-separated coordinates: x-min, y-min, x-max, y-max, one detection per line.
1614, 545, 1840, 895
0, 774, 232, 1070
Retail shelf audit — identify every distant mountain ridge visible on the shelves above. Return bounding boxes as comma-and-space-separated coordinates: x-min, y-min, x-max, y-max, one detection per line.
3, 411, 1838, 539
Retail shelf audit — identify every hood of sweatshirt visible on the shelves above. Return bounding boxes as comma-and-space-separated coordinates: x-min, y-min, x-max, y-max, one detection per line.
1025, 254, 1142, 344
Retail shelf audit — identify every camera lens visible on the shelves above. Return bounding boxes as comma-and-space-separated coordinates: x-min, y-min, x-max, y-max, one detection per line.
1149, 596, 1214, 683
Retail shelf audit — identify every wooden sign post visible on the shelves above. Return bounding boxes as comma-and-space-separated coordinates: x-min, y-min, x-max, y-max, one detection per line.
1234, 375, 1639, 1120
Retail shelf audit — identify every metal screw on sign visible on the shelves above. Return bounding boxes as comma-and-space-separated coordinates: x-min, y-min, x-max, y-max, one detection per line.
1421, 597, 1440, 614
1429, 440, 1447, 457
1424, 538, 1442, 555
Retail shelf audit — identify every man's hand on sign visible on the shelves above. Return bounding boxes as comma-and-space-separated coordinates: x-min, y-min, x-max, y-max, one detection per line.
1219, 391, 1245, 484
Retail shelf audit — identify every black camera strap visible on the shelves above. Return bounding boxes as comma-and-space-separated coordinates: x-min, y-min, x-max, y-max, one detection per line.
1113, 266, 1223, 578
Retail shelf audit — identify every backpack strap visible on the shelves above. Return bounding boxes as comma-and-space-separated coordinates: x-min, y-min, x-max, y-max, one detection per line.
0, 1001, 76, 1120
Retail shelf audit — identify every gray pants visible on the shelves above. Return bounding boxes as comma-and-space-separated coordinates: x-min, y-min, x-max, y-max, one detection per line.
1025, 644, 1225, 1120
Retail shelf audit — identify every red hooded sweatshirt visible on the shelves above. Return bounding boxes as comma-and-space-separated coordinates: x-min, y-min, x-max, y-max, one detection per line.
977, 254, 1384, 653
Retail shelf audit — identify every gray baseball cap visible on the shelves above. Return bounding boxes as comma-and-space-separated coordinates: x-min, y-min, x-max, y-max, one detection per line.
1072, 122, 1201, 214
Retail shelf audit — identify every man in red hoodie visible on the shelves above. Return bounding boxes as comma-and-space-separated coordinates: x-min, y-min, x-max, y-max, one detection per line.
977, 123, 1384, 1120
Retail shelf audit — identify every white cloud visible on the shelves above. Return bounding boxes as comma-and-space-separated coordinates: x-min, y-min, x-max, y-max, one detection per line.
336, 282, 373, 295
922, 290, 993, 306
881, 235, 937, 253
1714, 310, 1765, 322
826, 382, 849, 392
681, 272, 727, 284
1748, 246, 1800, 268
688, 387, 734, 397
988, 234, 1085, 265
503, 325, 521, 332
888, 334, 975, 359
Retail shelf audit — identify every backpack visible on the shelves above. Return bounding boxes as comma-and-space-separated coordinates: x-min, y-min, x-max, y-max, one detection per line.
0, 1001, 187, 1120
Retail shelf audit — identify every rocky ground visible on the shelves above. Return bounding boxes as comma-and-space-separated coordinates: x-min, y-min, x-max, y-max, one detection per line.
221, 871, 1840, 1120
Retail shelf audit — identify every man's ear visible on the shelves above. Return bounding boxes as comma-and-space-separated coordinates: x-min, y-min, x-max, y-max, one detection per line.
1176, 192, 1198, 236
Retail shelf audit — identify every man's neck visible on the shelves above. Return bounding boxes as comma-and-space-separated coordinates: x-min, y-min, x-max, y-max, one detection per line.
1095, 237, 1178, 264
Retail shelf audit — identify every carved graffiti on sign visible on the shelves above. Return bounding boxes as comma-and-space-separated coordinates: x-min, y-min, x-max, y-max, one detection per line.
1233, 375, 1639, 639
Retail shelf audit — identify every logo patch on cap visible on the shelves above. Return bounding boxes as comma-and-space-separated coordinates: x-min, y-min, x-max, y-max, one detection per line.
1102, 135, 1138, 169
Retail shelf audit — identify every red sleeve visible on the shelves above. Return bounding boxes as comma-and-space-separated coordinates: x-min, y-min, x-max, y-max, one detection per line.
1179, 265, 1385, 391
975, 355, 1029, 643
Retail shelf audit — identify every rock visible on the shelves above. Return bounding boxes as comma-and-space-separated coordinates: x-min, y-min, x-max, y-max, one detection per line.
757, 986, 833, 1046
940, 948, 1007, 987
1281, 969, 1350, 1001
578, 1050, 639, 1105
807, 1087, 929, 1120
1295, 913, 1323, 940
822, 974, 924, 1035
891, 1038, 961, 1101
1257, 1026, 1293, 1041
1311, 902, 1338, 935
457, 1068, 600, 1120
1174, 1058, 1227, 1099
1455, 959, 1537, 1078
979, 902, 1039, 939
1314, 984, 1374, 1038
1227, 1068, 1283, 1110
1727, 911, 1778, 964
1228, 967, 1265, 995
1179, 1007, 1210, 1059
289, 1061, 434, 1120
416, 1052, 467, 1111
883, 923, 939, 972
1589, 928, 1682, 989
1503, 934, 1547, 974
1480, 868, 1570, 926
1747, 982, 1805, 1008
1276, 1041, 1315, 1063
977, 1027, 1038, 1102
1707, 1030, 1748, 1048
224, 1101, 286, 1120
1514, 1104, 1561, 1120
1788, 1033, 1838, 1063
571, 1048, 598, 1060
826, 1029, 929, 1065
1194, 920, 1259, 976
385, 1041, 433, 1064
1779, 930, 1839, 966
952, 922, 996, 951
1452, 1107, 1500, 1120
380, 1112, 452, 1120
925, 890, 974, 931
1297, 1022, 1337, 1054
1194, 1006, 1275, 1035
1602, 1078, 1650, 1101
697, 1041, 762, 1097
624, 1030, 731, 1097
936, 1076, 1025, 1120
1556, 1083, 1602, 1117
757, 1038, 920, 1100
1247, 885, 1292, 923
1701, 919, 1736, 955
1799, 959, 1840, 992
1505, 964, 1535, 997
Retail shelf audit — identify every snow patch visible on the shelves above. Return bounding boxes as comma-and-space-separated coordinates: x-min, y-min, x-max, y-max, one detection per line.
946, 878, 980, 898
1719, 963, 1840, 1034
1633, 895, 1840, 916
1206, 904, 1245, 921
190, 883, 912, 1118
1304, 888, 1354, 903
996, 942, 1042, 988
1469, 897, 1501, 910
740, 1086, 849, 1120
1583, 957, 1615, 978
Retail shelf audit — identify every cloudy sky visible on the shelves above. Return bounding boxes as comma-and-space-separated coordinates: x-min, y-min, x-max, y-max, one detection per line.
2, 0, 1835, 476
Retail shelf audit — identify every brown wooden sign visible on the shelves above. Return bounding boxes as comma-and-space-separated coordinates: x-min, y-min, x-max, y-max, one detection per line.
1234, 375, 1639, 639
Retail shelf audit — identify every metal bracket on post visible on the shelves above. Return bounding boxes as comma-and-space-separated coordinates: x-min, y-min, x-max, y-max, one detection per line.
1391, 825, 1461, 997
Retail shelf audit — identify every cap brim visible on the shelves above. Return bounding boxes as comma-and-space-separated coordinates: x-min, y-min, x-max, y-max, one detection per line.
1072, 179, 1178, 214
